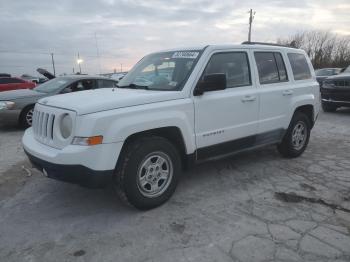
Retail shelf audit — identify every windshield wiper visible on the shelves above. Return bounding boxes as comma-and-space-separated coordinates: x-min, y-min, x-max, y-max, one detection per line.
117, 83, 149, 90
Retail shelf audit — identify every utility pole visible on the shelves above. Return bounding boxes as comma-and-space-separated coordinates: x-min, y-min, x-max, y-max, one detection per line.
50, 53, 56, 76
120, 63, 123, 73
248, 9, 256, 42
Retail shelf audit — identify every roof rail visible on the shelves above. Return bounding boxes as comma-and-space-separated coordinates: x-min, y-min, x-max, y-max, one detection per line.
241, 41, 295, 48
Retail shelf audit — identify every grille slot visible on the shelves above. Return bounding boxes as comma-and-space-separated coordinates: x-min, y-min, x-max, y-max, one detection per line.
32, 109, 55, 142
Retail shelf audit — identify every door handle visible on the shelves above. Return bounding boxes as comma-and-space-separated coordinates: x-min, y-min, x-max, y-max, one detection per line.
282, 90, 293, 96
241, 95, 256, 102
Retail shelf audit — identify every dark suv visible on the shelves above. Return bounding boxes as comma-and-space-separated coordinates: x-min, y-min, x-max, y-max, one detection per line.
321, 65, 350, 112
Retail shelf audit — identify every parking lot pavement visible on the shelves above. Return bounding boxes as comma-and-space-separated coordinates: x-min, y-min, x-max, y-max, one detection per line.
0, 110, 350, 262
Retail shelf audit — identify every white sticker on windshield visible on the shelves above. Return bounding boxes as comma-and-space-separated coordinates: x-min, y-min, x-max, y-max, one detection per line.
172, 51, 199, 59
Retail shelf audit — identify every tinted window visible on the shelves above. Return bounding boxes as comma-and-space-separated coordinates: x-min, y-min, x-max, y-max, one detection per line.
0, 78, 24, 84
7, 78, 24, 84
97, 80, 117, 88
287, 53, 312, 80
204, 52, 251, 88
0, 78, 9, 84
274, 53, 288, 81
254, 52, 288, 84
64, 79, 95, 92
103, 80, 117, 88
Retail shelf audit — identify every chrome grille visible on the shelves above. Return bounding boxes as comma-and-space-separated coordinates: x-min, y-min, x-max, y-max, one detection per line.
334, 80, 350, 88
32, 109, 55, 142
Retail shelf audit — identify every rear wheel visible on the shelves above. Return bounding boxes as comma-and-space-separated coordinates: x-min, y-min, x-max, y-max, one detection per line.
114, 136, 181, 210
19, 105, 34, 129
277, 112, 311, 158
322, 102, 337, 112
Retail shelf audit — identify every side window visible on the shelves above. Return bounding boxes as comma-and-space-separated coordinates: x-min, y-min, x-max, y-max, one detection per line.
204, 52, 251, 88
63, 79, 95, 93
0, 78, 9, 84
9, 78, 24, 84
274, 53, 288, 81
103, 80, 117, 88
97, 80, 117, 88
287, 53, 312, 80
254, 52, 288, 84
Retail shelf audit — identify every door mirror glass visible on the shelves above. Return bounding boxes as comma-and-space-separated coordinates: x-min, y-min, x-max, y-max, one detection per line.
194, 73, 226, 96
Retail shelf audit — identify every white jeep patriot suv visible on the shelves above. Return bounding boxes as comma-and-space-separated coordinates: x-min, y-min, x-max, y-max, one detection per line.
23, 43, 320, 209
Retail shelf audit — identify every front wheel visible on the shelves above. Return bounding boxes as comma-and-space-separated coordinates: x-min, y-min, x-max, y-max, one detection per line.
114, 136, 181, 210
19, 105, 34, 129
277, 112, 311, 158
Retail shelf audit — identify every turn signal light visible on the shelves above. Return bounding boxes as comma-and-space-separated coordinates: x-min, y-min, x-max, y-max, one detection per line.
72, 136, 103, 146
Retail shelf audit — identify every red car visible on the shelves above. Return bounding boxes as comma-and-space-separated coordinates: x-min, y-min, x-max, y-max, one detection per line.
0, 77, 36, 92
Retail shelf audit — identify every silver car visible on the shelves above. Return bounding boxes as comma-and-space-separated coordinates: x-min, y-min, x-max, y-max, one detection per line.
0, 75, 118, 128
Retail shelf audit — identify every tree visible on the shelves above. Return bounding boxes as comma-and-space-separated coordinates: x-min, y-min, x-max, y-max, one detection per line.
277, 30, 350, 69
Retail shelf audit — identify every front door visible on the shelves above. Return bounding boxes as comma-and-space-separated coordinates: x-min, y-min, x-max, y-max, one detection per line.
193, 50, 259, 159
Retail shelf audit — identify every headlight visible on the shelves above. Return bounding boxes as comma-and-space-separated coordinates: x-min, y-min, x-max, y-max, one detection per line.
60, 114, 73, 139
0, 101, 15, 110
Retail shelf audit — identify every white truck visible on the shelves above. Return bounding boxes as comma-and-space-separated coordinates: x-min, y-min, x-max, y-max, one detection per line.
22, 43, 320, 210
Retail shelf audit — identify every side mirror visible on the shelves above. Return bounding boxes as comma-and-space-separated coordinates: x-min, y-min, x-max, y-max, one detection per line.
194, 73, 226, 96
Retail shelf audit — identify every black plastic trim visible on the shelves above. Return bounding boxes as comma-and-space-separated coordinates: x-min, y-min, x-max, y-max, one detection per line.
196, 129, 285, 161
24, 150, 113, 188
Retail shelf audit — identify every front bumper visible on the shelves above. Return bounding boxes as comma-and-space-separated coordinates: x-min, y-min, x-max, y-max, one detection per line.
22, 128, 123, 188
321, 88, 350, 107
25, 150, 113, 188
321, 98, 350, 108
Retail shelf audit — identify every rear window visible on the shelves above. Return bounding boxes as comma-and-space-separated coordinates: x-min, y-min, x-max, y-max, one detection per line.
254, 52, 288, 84
287, 53, 312, 80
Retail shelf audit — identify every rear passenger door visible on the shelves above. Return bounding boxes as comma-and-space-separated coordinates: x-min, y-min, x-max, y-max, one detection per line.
253, 51, 292, 139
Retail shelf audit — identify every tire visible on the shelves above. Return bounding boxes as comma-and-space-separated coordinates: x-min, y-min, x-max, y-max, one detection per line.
19, 105, 34, 129
277, 112, 311, 158
114, 136, 181, 210
322, 102, 337, 112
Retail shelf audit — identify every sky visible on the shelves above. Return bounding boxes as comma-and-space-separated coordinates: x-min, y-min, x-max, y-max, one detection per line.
0, 0, 349, 76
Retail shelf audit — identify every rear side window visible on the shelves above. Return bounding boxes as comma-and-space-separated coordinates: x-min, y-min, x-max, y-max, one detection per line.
204, 52, 251, 88
287, 53, 312, 80
254, 52, 288, 84
0, 78, 24, 84
0, 78, 9, 84
7, 78, 25, 84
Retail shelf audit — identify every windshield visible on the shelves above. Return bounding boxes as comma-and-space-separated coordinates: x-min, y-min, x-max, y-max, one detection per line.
34, 78, 70, 93
118, 50, 203, 91
316, 68, 335, 76
344, 66, 350, 73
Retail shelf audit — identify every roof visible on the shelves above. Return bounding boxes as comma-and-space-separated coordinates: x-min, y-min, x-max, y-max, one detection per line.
157, 43, 304, 54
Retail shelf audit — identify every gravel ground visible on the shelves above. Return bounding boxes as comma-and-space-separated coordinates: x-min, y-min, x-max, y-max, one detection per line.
0, 109, 350, 262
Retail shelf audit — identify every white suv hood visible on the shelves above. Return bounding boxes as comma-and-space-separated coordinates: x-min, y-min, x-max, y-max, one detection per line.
38, 88, 185, 115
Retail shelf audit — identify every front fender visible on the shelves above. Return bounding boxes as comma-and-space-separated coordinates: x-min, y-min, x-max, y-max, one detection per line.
75, 99, 196, 154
